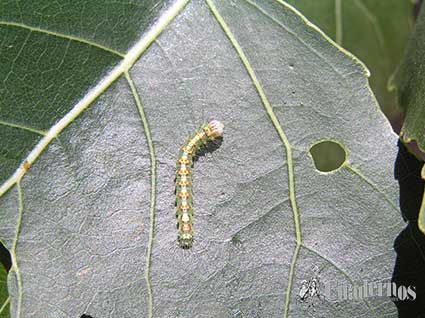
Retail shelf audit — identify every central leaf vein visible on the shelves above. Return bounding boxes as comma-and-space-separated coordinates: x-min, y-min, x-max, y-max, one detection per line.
205, 1, 302, 317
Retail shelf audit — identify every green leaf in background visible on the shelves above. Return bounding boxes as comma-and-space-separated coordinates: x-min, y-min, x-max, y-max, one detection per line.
391, 4, 425, 234
0, 0, 402, 317
392, 4, 425, 151
285, 0, 413, 120
0, 265, 9, 318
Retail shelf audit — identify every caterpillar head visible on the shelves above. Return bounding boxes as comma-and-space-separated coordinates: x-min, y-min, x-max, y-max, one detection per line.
207, 120, 224, 138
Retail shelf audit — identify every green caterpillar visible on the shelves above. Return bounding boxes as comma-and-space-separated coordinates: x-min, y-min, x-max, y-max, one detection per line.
175, 120, 224, 249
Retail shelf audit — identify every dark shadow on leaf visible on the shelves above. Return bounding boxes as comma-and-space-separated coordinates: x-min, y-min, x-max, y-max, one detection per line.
193, 136, 224, 162
392, 140, 425, 317
0, 242, 11, 271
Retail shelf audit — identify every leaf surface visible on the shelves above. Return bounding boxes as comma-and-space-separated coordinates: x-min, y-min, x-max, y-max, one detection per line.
0, 0, 402, 317
285, 0, 412, 119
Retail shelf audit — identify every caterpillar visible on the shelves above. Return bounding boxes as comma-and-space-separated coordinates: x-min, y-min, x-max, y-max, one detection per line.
175, 120, 224, 249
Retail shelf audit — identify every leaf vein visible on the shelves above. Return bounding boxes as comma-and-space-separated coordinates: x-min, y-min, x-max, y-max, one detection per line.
353, 0, 387, 55
10, 181, 24, 318
125, 71, 157, 318
335, 0, 343, 45
205, 1, 302, 317
272, 0, 370, 77
0, 21, 125, 58
243, 0, 344, 79
0, 296, 10, 314
344, 163, 399, 214
0, 0, 190, 198
0, 120, 46, 136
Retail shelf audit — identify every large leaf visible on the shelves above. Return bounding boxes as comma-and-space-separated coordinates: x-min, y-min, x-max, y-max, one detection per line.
0, 0, 402, 317
284, 0, 412, 119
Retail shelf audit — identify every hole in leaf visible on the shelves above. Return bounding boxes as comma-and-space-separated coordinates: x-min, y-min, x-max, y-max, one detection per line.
309, 140, 346, 172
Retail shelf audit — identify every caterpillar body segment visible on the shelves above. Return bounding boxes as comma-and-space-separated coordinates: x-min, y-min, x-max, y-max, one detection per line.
175, 120, 224, 249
